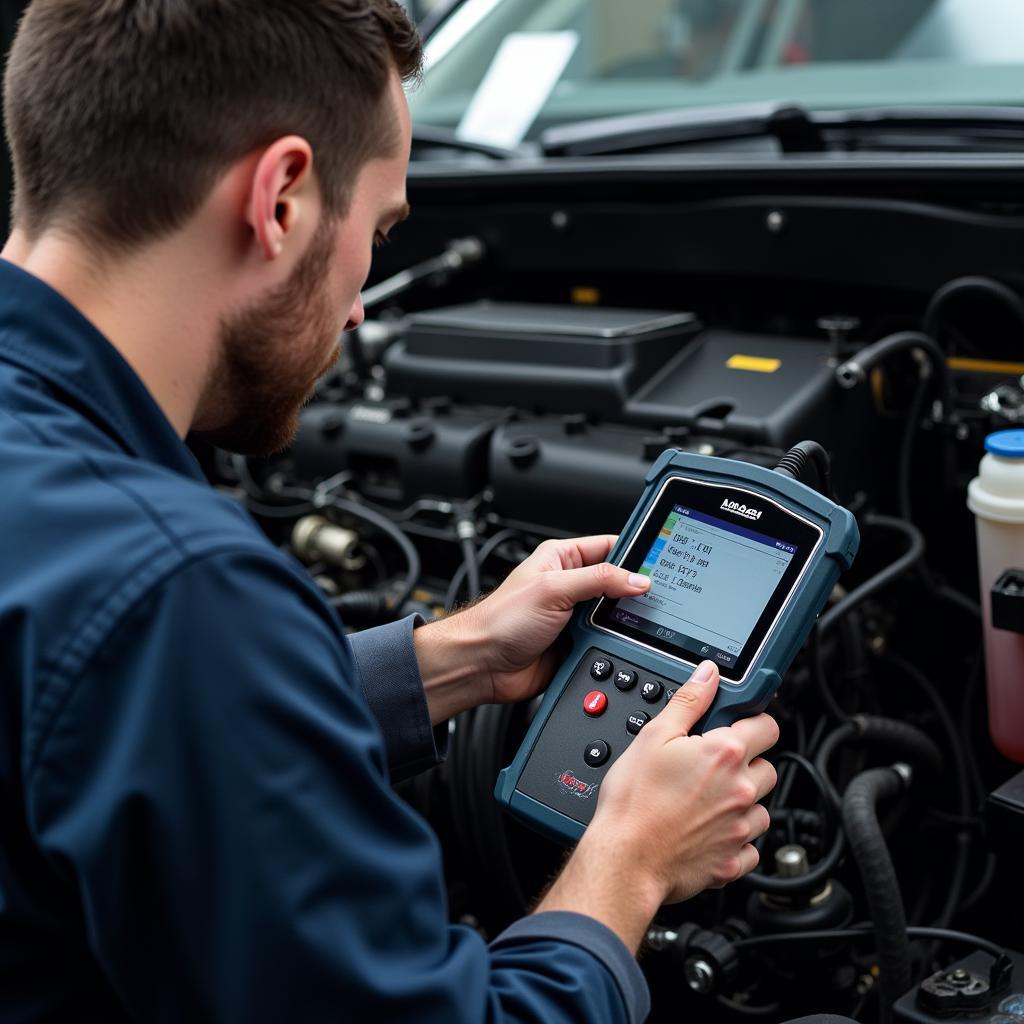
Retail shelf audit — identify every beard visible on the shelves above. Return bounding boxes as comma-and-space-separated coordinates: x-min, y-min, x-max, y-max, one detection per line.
194, 220, 341, 456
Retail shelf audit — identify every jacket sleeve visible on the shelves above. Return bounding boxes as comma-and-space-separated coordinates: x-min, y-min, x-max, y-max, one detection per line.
25, 547, 649, 1024
347, 614, 449, 781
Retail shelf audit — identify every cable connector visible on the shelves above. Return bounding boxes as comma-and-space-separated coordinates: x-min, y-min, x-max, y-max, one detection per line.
773, 440, 834, 498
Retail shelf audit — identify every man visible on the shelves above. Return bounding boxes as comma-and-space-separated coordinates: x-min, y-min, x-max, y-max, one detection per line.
0, 2, 778, 1021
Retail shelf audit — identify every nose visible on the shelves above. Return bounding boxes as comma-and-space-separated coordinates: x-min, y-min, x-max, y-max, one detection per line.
344, 294, 365, 333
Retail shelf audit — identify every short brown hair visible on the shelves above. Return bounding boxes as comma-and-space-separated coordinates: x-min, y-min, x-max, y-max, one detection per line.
4, 0, 422, 250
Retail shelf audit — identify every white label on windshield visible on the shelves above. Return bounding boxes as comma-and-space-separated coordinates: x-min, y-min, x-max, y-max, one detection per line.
456, 31, 578, 150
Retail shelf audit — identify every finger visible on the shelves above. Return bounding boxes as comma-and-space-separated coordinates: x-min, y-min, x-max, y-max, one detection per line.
543, 560, 650, 607
652, 660, 719, 737
743, 803, 771, 844
726, 713, 781, 760
748, 756, 778, 803
736, 843, 760, 879
539, 535, 619, 570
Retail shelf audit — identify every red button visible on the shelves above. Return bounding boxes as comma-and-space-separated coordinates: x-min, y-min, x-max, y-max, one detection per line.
583, 690, 608, 717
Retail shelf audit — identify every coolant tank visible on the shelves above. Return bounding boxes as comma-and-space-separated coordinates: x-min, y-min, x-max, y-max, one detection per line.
968, 429, 1024, 763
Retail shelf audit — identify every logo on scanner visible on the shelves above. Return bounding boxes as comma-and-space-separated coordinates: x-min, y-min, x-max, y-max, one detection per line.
721, 498, 762, 521
557, 771, 599, 800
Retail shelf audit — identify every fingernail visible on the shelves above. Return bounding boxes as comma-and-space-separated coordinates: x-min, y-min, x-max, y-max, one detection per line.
627, 572, 650, 589
690, 660, 716, 683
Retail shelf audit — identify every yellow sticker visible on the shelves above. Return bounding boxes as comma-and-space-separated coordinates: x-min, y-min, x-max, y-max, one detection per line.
572, 286, 601, 305
726, 354, 781, 373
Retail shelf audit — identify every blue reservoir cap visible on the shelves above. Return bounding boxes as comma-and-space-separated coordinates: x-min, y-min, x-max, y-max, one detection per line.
985, 430, 1024, 458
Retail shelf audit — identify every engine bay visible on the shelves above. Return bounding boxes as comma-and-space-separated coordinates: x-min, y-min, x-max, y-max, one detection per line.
212, 154, 1024, 1023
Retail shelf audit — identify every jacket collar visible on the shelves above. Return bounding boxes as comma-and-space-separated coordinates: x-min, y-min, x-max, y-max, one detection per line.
0, 258, 204, 481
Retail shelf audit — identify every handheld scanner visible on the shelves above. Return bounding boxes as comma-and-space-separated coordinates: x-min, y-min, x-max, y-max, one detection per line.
495, 448, 859, 845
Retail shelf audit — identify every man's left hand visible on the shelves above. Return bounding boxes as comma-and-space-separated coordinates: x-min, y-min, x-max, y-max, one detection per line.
414, 535, 650, 723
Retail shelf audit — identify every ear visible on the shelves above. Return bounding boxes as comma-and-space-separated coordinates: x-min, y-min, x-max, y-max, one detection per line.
245, 136, 316, 261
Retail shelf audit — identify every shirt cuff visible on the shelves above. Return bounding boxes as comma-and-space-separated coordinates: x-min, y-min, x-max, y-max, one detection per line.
491, 911, 650, 1024
347, 614, 449, 782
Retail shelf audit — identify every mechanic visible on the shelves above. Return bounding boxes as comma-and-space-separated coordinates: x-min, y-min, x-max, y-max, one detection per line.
0, 2, 778, 1021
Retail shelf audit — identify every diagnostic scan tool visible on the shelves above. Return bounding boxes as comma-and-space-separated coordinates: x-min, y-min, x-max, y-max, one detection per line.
496, 446, 859, 843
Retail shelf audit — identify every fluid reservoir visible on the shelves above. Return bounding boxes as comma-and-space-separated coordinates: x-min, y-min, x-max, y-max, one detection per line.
968, 430, 1024, 763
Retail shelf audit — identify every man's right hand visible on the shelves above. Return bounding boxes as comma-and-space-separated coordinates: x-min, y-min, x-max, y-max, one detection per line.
533, 660, 778, 951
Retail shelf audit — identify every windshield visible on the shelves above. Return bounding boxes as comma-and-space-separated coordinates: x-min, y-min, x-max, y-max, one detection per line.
409, 0, 1024, 149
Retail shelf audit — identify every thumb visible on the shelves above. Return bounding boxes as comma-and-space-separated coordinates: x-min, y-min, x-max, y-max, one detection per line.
654, 660, 720, 737
544, 563, 651, 609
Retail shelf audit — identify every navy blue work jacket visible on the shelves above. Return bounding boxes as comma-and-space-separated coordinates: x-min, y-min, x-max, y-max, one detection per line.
0, 259, 648, 1023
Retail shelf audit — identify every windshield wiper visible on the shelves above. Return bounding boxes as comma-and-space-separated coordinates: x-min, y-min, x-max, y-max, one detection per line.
540, 101, 825, 157
411, 123, 518, 160
818, 106, 1024, 152
539, 103, 1024, 158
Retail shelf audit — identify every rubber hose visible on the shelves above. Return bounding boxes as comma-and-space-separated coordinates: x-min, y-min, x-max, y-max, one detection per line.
816, 715, 942, 807
835, 330, 950, 416
842, 767, 913, 1008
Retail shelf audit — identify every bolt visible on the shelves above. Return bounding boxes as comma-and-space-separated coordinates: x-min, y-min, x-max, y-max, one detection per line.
766, 209, 786, 234
551, 210, 570, 231
685, 957, 716, 994
818, 314, 861, 363
774, 844, 810, 878
646, 927, 677, 952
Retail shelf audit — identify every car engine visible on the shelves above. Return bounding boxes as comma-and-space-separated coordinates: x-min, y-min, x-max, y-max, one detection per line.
212, 146, 1024, 1023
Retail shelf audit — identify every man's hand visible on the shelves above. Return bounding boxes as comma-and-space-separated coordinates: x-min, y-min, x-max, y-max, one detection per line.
414, 535, 650, 723
536, 660, 778, 952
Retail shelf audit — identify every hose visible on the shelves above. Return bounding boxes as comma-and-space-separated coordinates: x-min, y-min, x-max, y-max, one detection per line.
842, 766, 913, 1017
835, 330, 950, 418
924, 275, 1024, 343
815, 714, 942, 808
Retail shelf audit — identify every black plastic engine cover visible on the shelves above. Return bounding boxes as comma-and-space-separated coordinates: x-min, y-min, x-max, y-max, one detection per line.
383, 301, 700, 416
627, 329, 846, 447
489, 417, 780, 536
291, 399, 508, 504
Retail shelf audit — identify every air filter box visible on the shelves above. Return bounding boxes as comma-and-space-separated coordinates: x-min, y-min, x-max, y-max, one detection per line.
383, 301, 699, 416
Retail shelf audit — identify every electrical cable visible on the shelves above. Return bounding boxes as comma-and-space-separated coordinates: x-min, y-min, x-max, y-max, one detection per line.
445, 529, 524, 612
773, 440, 834, 499
742, 810, 845, 897
753, 749, 839, 876
733, 925, 1008, 963
243, 497, 316, 519
878, 651, 972, 930
447, 507, 481, 612
924, 275, 1024, 343
458, 536, 481, 604
809, 624, 850, 724
818, 515, 925, 636
810, 515, 925, 723
768, 751, 838, 820
898, 371, 930, 524
322, 495, 421, 614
